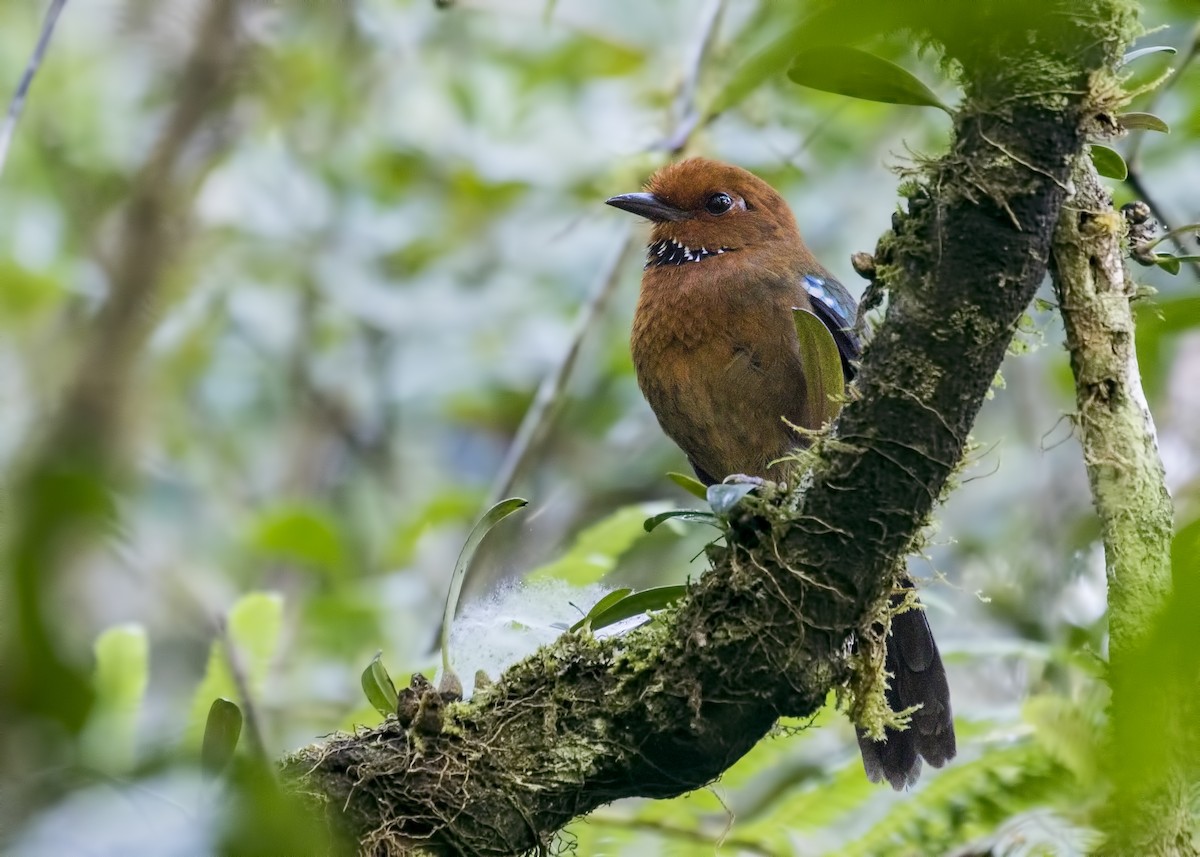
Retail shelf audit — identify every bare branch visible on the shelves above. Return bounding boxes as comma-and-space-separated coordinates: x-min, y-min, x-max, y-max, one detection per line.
0, 0, 68, 179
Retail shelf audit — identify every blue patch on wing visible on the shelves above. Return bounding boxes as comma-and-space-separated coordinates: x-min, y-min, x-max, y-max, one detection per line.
801, 273, 862, 377
803, 274, 855, 331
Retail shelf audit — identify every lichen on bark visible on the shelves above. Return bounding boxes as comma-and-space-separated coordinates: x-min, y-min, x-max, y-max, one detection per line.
1051, 156, 1192, 856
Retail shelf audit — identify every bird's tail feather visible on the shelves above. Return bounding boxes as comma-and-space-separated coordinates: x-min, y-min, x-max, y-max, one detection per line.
855, 585, 956, 790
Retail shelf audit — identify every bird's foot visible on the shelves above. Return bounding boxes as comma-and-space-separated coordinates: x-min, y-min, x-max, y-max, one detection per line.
723, 474, 788, 492
722, 473, 765, 487
707, 474, 788, 515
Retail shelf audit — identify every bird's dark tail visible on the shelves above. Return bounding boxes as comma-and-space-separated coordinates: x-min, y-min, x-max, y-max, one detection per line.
855, 585, 956, 790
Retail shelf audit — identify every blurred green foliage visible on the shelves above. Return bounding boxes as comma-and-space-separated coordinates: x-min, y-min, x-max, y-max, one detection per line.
0, 0, 1197, 854
186, 593, 283, 751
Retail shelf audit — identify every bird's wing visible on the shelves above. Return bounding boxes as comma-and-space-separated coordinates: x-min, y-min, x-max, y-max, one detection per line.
799, 273, 862, 380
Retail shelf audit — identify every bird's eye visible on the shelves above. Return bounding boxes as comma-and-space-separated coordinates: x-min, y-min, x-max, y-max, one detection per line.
705, 192, 734, 215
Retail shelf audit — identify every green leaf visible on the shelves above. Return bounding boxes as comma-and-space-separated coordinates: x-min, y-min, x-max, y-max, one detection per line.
1154, 254, 1182, 275
787, 46, 949, 113
528, 502, 670, 586
1119, 112, 1170, 133
248, 502, 348, 578
643, 509, 720, 533
441, 498, 528, 677
81, 624, 149, 774
187, 592, 284, 748
361, 651, 399, 718
1089, 144, 1128, 180
92, 623, 149, 714
667, 472, 709, 500
793, 307, 847, 426
707, 482, 757, 516
1148, 253, 1200, 275
0, 261, 65, 324
587, 585, 688, 631
229, 593, 283, 683
570, 588, 633, 632
1120, 45, 1177, 66
201, 698, 243, 777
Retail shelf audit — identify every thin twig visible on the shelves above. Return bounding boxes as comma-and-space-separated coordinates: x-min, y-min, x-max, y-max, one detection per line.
1137, 221, 1200, 252
661, 0, 728, 154
0, 0, 68, 180
1123, 22, 1200, 280
1125, 169, 1200, 280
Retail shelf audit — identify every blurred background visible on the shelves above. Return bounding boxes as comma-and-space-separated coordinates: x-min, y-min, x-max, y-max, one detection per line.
0, 0, 1197, 854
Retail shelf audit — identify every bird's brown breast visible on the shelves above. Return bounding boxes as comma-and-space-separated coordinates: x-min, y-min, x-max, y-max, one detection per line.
631, 264, 815, 481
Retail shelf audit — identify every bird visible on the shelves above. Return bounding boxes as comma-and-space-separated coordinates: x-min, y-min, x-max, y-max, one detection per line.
606, 157, 955, 790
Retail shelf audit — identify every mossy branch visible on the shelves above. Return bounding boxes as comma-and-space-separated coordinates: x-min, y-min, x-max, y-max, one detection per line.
1050, 157, 1191, 856
283, 3, 1138, 854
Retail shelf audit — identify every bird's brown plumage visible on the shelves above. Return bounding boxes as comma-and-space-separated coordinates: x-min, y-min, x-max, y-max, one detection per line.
608, 157, 956, 789
628, 158, 833, 482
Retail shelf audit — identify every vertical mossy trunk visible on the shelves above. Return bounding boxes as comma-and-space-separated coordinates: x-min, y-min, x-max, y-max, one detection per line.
1051, 157, 1194, 856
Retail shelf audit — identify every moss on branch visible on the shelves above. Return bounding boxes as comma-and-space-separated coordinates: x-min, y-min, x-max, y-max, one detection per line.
1051, 157, 1191, 856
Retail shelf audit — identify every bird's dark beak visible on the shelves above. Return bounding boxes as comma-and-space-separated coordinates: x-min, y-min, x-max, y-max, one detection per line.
605, 192, 689, 223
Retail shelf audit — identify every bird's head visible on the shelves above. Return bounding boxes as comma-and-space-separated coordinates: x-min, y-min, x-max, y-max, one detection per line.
606, 158, 803, 262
